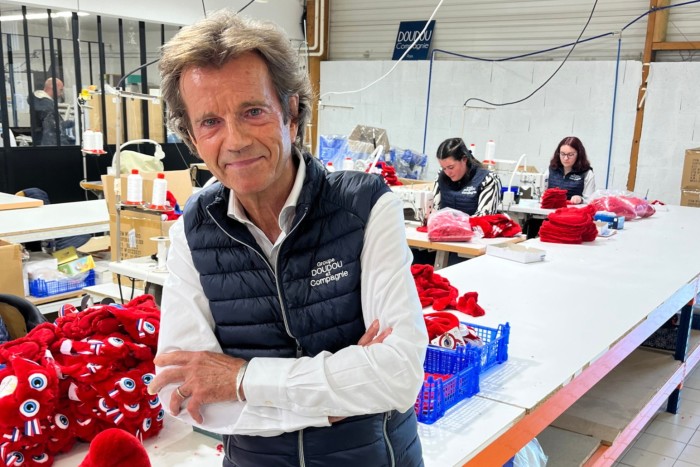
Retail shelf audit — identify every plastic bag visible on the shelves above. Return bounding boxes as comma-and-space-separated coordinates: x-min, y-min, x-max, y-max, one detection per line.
589, 190, 655, 220
513, 438, 548, 467
427, 208, 475, 242
117, 149, 165, 174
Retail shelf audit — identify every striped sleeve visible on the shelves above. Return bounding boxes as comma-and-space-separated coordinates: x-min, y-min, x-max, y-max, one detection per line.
474, 173, 502, 216
432, 174, 441, 209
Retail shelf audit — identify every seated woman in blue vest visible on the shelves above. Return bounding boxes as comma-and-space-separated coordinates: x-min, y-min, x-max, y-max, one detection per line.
546, 136, 596, 204
433, 137, 501, 215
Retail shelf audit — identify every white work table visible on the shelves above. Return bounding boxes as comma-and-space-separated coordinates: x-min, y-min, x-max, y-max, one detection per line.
54, 415, 223, 466
0, 192, 43, 210
109, 256, 169, 286
0, 199, 109, 243
420, 204, 700, 466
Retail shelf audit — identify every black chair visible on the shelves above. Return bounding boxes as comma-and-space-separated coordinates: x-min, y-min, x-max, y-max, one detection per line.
0, 293, 48, 340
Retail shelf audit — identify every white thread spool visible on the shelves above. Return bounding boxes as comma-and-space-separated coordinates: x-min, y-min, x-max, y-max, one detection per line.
83, 130, 96, 150
151, 236, 170, 271
94, 131, 103, 150
484, 140, 496, 162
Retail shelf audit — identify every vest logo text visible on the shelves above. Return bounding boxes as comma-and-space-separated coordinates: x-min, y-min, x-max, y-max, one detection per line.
310, 257, 349, 287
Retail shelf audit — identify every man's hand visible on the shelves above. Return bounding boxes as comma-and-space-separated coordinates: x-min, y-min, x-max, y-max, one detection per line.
571, 195, 583, 204
149, 351, 246, 424
329, 319, 392, 424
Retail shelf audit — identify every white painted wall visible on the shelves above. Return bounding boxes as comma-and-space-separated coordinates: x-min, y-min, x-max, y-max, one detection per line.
319, 60, 698, 204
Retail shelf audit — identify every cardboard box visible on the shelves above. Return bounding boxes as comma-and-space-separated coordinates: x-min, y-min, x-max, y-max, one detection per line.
0, 240, 25, 296
109, 210, 175, 261
682, 148, 700, 190
680, 189, 700, 208
486, 243, 546, 264
102, 170, 193, 215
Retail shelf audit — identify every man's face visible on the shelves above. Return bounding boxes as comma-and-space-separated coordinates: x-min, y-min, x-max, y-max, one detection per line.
180, 52, 298, 203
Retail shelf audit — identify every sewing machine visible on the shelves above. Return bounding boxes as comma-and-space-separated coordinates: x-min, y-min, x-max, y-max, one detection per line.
391, 185, 434, 224
518, 172, 547, 201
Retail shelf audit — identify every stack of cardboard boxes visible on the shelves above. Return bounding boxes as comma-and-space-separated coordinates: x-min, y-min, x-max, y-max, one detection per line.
681, 148, 700, 207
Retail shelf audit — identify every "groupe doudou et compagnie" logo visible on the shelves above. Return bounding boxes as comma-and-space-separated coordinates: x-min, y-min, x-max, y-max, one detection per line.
310, 257, 349, 287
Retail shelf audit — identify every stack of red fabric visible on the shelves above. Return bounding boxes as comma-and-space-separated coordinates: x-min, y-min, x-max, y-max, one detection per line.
411, 264, 485, 317
539, 205, 598, 244
370, 161, 401, 186
540, 188, 568, 209
469, 214, 522, 238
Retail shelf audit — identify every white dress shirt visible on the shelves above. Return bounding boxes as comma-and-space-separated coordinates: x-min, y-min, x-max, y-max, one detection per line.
156, 161, 428, 437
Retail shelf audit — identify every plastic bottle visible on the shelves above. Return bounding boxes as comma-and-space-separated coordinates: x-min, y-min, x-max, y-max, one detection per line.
468, 143, 477, 158
125, 169, 143, 205
342, 157, 354, 171
326, 161, 336, 172
151, 173, 168, 208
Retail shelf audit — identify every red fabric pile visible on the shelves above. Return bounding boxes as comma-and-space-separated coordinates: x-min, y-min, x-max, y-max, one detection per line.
411, 264, 485, 317
539, 205, 598, 244
0, 295, 163, 466
540, 188, 568, 209
469, 214, 522, 238
427, 208, 475, 242
369, 161, 401, 186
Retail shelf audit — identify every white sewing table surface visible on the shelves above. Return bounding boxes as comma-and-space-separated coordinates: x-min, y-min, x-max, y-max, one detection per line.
54, 415, 224, 466
109, 256, 169, 286
0, 192, 44, 210
420, 204, 700, 465
0, 199, 109, 243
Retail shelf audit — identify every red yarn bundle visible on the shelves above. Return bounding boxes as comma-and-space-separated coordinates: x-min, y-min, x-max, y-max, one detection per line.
411, 264, 486, 316
539, 205, 598, 244
540, 188, 568, 209
469, 214, 522, 238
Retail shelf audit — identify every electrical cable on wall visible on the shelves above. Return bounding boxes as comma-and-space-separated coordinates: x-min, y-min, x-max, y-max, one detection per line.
201, 0, 207, 18
237, 0, 256, 14
319, 0, 445, 102
462, 0, 600, 109
420, 0, 700, 154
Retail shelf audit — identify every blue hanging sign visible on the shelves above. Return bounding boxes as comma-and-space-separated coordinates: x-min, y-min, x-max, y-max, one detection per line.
392, 20, 436, 60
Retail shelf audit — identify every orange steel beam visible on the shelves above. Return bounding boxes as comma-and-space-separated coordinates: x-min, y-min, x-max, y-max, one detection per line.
464, 280, 696, 466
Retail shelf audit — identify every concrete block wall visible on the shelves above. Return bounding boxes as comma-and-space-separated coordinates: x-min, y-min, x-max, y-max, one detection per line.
319, 60, 699, 204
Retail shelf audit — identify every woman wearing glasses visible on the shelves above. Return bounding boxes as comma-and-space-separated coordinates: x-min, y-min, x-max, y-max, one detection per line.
545, 136, 596, 204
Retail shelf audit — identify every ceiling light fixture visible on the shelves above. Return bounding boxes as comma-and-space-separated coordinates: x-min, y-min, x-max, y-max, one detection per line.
0, 11, 90, 23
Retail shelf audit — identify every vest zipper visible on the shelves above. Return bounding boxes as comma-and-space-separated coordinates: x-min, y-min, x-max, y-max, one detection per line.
207, 207, 309, 345
383, 411, 395, 467
298, 429, 306, 467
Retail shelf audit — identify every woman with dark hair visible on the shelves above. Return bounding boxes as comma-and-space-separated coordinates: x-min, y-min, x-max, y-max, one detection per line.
433, 137, 501, 216
546, 136, 596, 204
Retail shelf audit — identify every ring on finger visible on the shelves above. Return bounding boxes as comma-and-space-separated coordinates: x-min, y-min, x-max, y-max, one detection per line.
176, 386, 187, 399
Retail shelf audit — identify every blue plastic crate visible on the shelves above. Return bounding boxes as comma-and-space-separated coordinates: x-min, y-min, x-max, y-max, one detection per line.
467, 322, 510, 373
415, 363, 480, 424
29, 269, 96, 298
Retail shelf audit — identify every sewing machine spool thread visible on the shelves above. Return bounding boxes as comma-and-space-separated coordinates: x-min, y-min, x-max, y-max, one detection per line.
150, 236, 170, 270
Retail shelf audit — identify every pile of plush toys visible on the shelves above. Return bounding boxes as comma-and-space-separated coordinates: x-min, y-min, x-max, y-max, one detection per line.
0, 295, 162, 466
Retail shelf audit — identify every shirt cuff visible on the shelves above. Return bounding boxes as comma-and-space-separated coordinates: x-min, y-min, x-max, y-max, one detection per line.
244, 357, 295, 408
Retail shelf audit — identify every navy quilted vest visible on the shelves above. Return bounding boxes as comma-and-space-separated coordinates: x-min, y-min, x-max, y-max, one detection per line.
184, 154, 423, 467
547, 167, 589, 199
437, 167, 490, 215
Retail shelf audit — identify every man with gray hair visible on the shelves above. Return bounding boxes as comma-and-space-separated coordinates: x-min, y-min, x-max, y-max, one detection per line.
149, 10, 427, 467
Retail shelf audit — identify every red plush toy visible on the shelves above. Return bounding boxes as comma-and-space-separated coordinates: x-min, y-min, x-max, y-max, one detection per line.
0, 294, 163, 464
79, 428, 151, 467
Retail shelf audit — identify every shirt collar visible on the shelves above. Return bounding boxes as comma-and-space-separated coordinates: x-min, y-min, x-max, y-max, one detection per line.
227, 149, 306, 231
